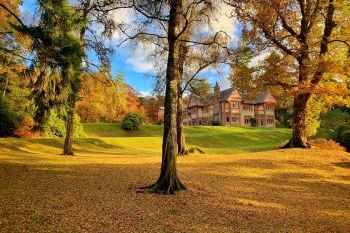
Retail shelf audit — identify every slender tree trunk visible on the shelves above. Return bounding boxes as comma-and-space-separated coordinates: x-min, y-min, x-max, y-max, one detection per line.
63, 110, 74, 155
177, 42, 189, 155
177, 89, 188, 155
3, 75, 9, 96
62, 26, 85, 156
143, 0, 185, 194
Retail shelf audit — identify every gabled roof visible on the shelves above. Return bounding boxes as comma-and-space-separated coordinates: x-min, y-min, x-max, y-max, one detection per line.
219, 87, 244, 102
188, 95, 206, 107
249, 93, 278, 104
220, 87, 234, 101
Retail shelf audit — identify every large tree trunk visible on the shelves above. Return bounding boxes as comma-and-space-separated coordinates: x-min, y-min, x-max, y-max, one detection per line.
282, 0, 335, 149
63, 110, 74, 155
144, 0, 185, 194
283, 93, 311, 148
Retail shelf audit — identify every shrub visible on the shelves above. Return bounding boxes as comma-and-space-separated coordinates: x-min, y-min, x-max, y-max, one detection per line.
309, 138, 345, 151
0, 96, 23, 136
275, 107, 292, 128
250, 117, 257, 127
333, 125, 350, 151
13, 115, 35, 138
319, 108, 350, 138
122, 112, 143, 131
43, 110, 66, 137
339, 130, 350, 151
211, 120, 221, 126
73, 114, 85, 138
43, 110, 84, 138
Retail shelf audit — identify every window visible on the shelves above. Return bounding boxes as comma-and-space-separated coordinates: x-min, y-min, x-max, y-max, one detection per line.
267, 115, 274, 125
244, 116, 251, 125
232, 114, 240, 125
231, 101, 239, 109
265, 105, 274, 111
224, 102, 230, 112
226, 117, 230, 123
243, 104, 253, 111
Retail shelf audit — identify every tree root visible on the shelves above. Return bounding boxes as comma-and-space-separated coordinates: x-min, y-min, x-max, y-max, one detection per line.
280, 139, 310, 149
178, 148, 189, 156
138, 179, 186, 195
187, 146, 206, 154
61, 152, 74, 156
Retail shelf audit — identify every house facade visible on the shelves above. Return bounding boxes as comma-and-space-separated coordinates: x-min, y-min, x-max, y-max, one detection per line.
183, 82, 278, 127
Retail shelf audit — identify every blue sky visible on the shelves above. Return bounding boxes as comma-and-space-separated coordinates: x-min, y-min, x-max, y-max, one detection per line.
20, 0, 237, 96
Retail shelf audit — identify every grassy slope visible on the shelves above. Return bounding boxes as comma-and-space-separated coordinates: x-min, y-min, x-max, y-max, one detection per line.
0, 124, 349, 232
83, 123, 291, 153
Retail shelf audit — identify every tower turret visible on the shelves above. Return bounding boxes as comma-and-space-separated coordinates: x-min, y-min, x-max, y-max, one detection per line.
214, 81, 220, 100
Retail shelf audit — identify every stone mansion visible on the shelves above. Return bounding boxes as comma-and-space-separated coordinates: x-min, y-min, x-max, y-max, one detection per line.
183, 82, 278, 127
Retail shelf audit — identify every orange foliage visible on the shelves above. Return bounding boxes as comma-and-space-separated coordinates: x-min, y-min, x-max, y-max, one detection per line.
76, 72, 147, 122
13, 115, 35, 138
309, 138, 346, 151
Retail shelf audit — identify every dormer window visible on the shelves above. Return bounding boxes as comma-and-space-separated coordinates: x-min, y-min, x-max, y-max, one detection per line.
231, 101, 238, 109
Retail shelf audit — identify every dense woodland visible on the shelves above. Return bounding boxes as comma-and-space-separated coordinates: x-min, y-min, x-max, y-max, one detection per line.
1, 0, 350, 194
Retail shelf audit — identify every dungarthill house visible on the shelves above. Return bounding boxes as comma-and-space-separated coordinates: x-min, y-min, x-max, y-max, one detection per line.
183, 82, 278, 127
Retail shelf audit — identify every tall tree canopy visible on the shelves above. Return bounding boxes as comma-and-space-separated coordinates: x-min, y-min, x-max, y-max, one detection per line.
226, 0, 350, 148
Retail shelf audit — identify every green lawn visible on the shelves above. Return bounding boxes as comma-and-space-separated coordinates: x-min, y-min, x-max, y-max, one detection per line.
83, 123, 291, 154
0, 124, 349, 232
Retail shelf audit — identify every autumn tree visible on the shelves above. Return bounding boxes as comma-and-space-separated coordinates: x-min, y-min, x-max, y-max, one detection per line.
112, 0, 231, 193
225, 0, 350, 148
0, 0, 33, 136
127, 0, 231, 155
1, 0, 129, 154
149, 0, 186, 193
140, 95, 165, 123
114, 0, 188, 193
76, 71, 136, 122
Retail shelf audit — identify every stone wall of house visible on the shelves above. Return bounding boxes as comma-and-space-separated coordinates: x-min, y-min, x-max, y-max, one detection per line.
184, 102, 276, 127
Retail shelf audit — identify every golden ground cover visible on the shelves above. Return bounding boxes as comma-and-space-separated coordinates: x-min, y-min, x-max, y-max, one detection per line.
0, 136, 349, 232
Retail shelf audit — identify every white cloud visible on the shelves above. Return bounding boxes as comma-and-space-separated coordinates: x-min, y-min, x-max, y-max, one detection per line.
210, 3, 239, 41
125, 44, 156, 74
110, 8, 136, 44
139, 91, 152, 97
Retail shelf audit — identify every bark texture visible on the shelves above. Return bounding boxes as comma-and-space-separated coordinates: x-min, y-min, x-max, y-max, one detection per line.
144, 0, 186, 194
283, 0, 336, 149
284, 93, 310, 148
63, 110, 74, 155
177, 91, 188, 155
62, 25, 85, 155
3, 75, 8, 96
177, 41, 189, 155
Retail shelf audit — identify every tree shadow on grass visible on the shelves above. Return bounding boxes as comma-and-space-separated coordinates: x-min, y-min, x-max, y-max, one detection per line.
332, 162, 350, 169
31, 138, 122, 151
76, 138, 123, 150
1, 161, 349, 232
0, 138, 126, 156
